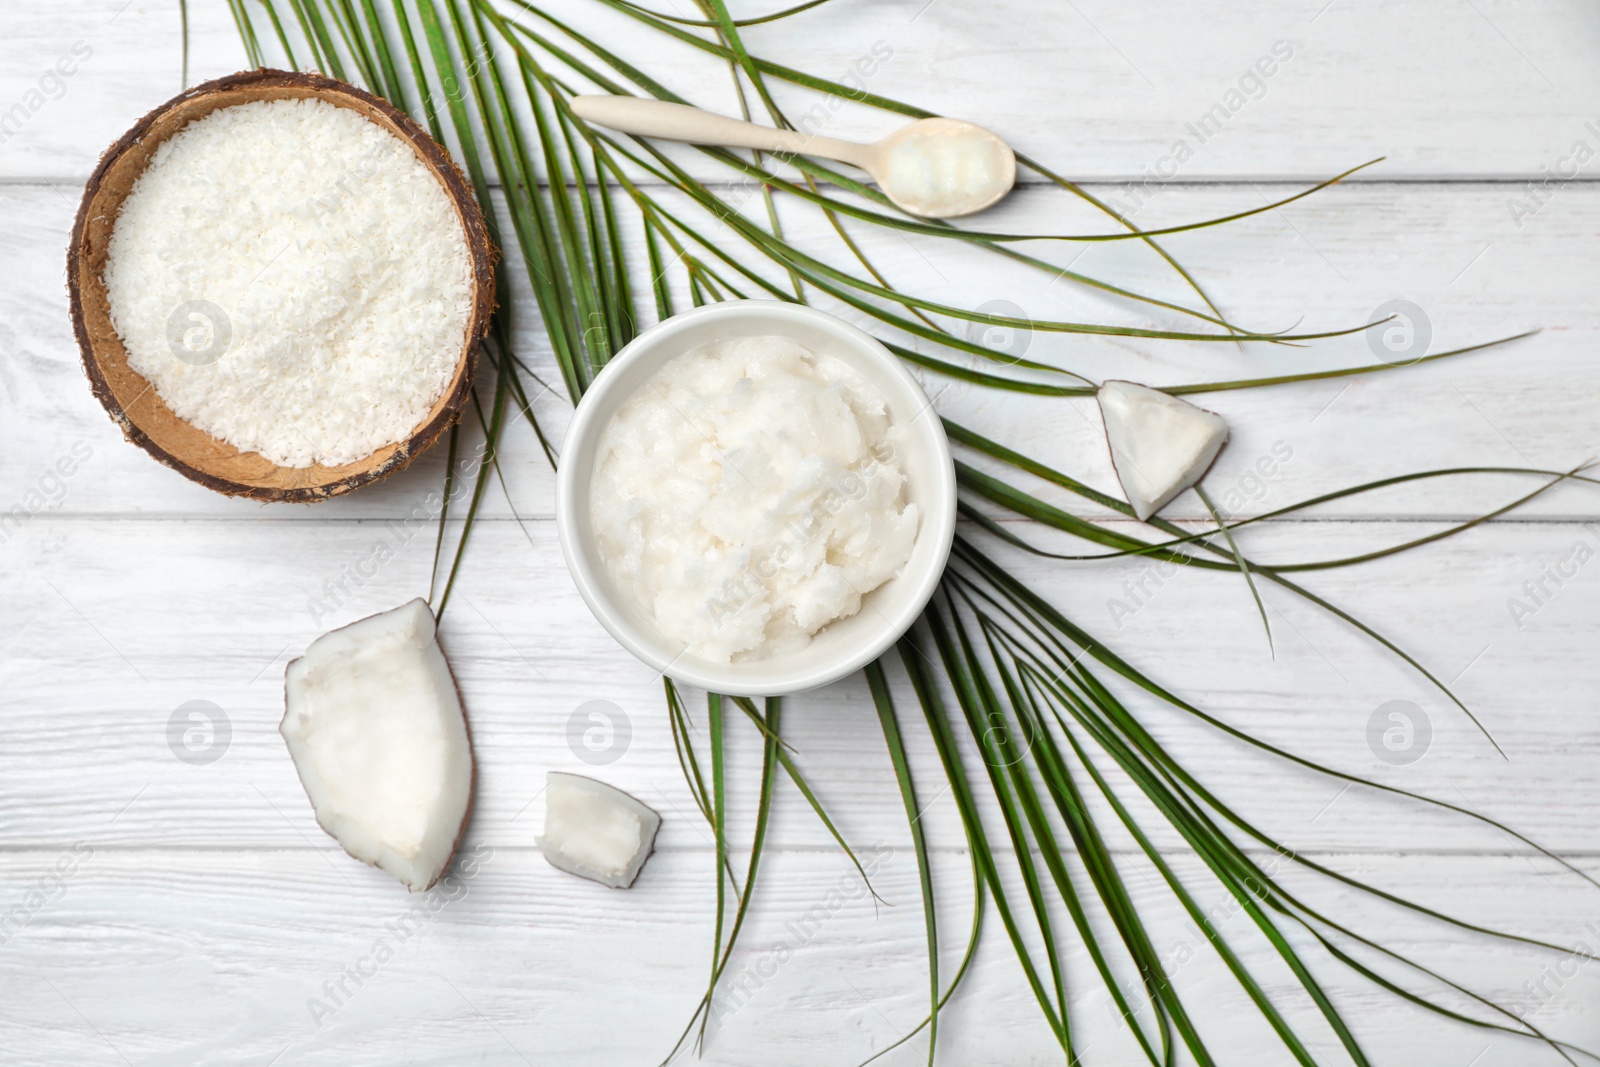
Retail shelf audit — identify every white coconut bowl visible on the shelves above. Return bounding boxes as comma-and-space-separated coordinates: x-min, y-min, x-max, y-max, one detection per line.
555, 301, 957, 697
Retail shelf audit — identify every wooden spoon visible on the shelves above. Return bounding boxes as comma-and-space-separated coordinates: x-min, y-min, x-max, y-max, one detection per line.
570, 95, 1015, 219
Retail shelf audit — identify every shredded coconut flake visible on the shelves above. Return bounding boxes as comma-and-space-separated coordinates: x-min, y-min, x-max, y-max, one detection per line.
103, 97, 474, 468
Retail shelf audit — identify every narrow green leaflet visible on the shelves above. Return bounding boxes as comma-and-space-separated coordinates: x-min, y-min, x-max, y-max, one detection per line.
231, 5, 1600, 1063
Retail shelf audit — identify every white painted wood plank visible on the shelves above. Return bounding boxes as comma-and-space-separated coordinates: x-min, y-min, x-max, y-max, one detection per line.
1, 849, 1595, 1066
4, 1, 1600, 183
7, 180, 1599, 522
5, 5, 1599, 1064
3, 517, 1597, 858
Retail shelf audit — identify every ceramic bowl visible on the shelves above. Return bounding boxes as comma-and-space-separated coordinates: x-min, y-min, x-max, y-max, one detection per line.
556, 300, 956, 696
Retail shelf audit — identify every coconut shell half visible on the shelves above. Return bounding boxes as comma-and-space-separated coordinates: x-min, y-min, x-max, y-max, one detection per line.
67, 69, 496, 502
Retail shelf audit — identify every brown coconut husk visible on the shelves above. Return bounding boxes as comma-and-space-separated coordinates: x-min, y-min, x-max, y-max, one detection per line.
67, 69, 497, 502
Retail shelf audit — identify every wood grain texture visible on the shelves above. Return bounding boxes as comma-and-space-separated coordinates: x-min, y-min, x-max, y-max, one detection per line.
4, 1, 1600, 181
5, 179, 1599, 522
2, 517, 1596, 856
2, 2, 1599, 1065
1, 850, 1596, 1066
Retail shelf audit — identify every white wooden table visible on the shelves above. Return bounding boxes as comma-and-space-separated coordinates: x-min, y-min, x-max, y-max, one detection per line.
3, 2, 1599, 1064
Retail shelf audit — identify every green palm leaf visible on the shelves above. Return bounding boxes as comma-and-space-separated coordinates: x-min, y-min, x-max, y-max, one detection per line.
224, 5, 1599, 1063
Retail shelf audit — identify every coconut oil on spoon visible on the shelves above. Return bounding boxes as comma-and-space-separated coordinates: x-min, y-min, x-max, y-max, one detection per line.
570, 95, 1016, 219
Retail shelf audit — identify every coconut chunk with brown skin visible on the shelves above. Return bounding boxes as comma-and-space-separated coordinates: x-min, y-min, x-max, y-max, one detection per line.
539, 772, 661, 889
281, 598, 474, 891
1098, 380, 1229, 522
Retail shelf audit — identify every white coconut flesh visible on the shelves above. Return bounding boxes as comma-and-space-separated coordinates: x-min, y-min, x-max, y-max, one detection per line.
281, 598, 474, 891
538, 772, 661, 889
1097, 380, 1230, 522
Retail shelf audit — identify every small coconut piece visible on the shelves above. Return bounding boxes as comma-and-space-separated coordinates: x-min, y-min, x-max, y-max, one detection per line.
281, 598, 474, 891
1097, 380, 1229, 521
538, 772, 661, 889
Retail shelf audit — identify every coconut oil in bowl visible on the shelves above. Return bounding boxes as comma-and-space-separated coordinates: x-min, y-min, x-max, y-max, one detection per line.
556, 301, 957, 697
